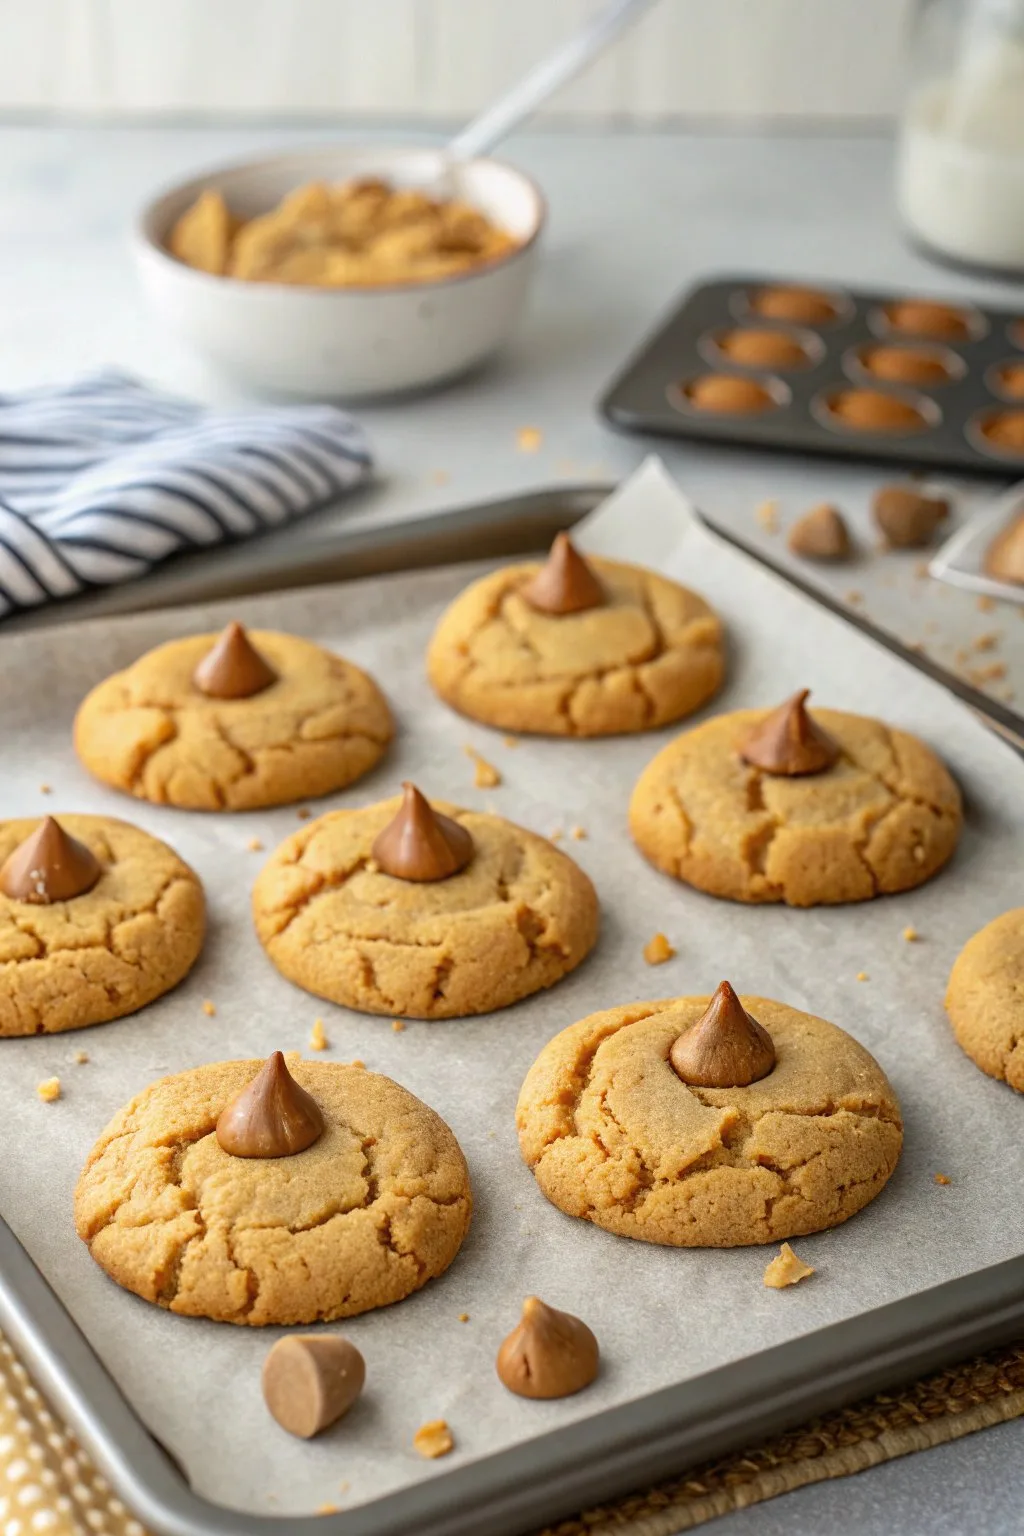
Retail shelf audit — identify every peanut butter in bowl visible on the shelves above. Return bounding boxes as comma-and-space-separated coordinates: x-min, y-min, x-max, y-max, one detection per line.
168, 177, 521, 288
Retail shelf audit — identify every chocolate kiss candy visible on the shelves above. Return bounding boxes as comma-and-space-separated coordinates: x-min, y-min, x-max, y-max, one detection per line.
193, 621, 277, 699
496, 1296, 599, 1400
371, 783, 473, 882
520, 533, 605, 615
0, 817, 101, 904
872, 486, 948, 550
669, 981, 776, 1088
740, 689, 839, 777
216, 1052, 324, 1158
787, 504, 851, 561
262, 1335, 365, 1438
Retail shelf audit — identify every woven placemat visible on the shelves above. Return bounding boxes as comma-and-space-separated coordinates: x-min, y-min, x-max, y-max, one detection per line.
1, 1330, 1022, 1536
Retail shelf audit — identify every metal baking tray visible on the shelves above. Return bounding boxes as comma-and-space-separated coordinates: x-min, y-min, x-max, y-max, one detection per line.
600, 275, 1024, 475
2, 483, 1024, 1536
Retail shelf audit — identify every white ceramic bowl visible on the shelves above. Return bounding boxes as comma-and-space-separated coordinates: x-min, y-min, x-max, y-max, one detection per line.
133, 145, 546, 399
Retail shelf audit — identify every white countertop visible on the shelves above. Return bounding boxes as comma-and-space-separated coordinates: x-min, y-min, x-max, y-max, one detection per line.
1, 121, 1022, 1534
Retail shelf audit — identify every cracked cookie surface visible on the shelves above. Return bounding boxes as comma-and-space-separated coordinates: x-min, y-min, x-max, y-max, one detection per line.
516, 996, 902, 1246
74, 631, 393, 811
946, 909, 1024, 1093
629, 706, 961, 906
426, 557, 724, 737
0, 814, 204, 1037
74, 1056, 472, 1325
252, 797, 599, 1018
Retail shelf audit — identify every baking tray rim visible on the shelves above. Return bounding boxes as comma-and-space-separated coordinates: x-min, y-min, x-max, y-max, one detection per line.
2, 482, 1024, 1534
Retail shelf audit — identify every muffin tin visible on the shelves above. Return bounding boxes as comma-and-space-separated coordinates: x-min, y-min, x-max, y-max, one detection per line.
600, 275, 1024, 474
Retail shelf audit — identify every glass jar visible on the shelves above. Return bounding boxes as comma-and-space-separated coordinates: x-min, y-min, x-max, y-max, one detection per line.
896, 0, 1024, 277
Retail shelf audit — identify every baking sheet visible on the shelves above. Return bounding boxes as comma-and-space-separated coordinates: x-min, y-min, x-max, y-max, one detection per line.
930, 480, 1024, 604
1, 457, 1023, 1521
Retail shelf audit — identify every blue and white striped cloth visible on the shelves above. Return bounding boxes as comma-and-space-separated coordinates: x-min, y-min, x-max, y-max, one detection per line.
0, 371, 372, 617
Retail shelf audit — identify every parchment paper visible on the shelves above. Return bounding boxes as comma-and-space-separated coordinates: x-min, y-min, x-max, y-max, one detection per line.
1, 458, 1023, 1520
930, 480, 1024, 605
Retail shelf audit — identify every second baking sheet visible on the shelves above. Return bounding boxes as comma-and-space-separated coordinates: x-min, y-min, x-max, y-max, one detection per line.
0, 458, 1022, 1521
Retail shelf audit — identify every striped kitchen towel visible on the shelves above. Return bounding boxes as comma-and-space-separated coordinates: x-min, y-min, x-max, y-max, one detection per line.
0, 370, 372, 617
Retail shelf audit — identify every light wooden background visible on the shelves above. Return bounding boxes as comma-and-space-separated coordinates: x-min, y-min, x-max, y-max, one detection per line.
0, 0, 915, 121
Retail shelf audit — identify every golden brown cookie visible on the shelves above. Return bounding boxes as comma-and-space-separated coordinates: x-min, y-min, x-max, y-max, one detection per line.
426, 546, 724, 737
516, 994, 902, 1246
629, 704, 961, 906
252, 793, 598, 1017
74, 1055, 471, 1325
74, 626, 393, 812
0, 814, 204, 1036
945, 910, 1024, 1093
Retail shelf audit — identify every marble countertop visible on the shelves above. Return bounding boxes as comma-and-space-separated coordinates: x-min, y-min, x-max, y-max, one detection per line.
0, 121, 1021, 1534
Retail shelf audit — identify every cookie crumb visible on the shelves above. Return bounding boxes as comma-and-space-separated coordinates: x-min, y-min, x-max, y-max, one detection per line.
297, 807, 311, 820
464, 746, 501, 788
316, 1505, 338, 1516
391, 1018, 406, 1033
74, 1049, 89, 1065
903, 925, 920, 942
856, 971, 869, 982
968, 661, 1007, 685
202, 1000, 216, 1017
973, 631, 1000, 652
348, 1058, 365, 1069
503, 735, 520, 749
977, 595, 996, 612
764, 1242, 814, 1289
39, 783, 52, 795
516, 426, 543, 454
338, 1482, 350, 1494
549, 828, 564, 843
310, 1018, 328, 1051
457, 1312, 470, 1323
755, 499, 779, 533
246, 836, 264, 851
846, 589, 864, 606
414, 1420, 454, 1459
934, 1173, 952, 1185
36, 1077, 61, 1103
643, 932, 676, 965
569, 825, 587, 841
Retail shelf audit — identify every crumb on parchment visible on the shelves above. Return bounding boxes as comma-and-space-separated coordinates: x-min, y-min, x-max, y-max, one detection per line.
846, 589, 864, 606
643, 933, 676, 965
36, 1077, 61, 1103
764, 1242, 814, 1288
414, 1420, 454, 1459
973, 631, 1000, 652
297, 807, 311, 820
549, 828, 564, 843
458, 1312, 470, 1323
464, 745, 501, 788
348, 1058, 366, 1069
934, 1173, 951, 1185
247, 836, 264, 851
516, 427, 543, 454
856, 971, 869, 982
903, 926, 919, 942
570, 825, 586, 841
755, 500, 779, 533
310, 1018, 328, 1051
391, 1019, 406, 1033
202, 1000, 216, 1017
503, 735, 519, 749
39, 783, 52, 795
74, 1050, 89, 1065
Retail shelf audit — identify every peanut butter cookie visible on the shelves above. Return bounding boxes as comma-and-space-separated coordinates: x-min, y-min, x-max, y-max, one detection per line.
74, 623, 392, 812
516, 989, 902, 1246
252, 786, 598, 1018
629, 695, 961, 906
426, 535, 724, 737
0, 814, 204, 1036
946, 909, 1024, 1093
74, 1055, 472, 1325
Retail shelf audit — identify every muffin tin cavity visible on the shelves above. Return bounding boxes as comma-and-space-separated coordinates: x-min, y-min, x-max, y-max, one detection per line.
703, 326, 821, 372
988, 361, 1024, 402
672, 373, 788, 417
850, 342, 962, 389
814, 387, 936, 437
601, 275, 1024, 473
